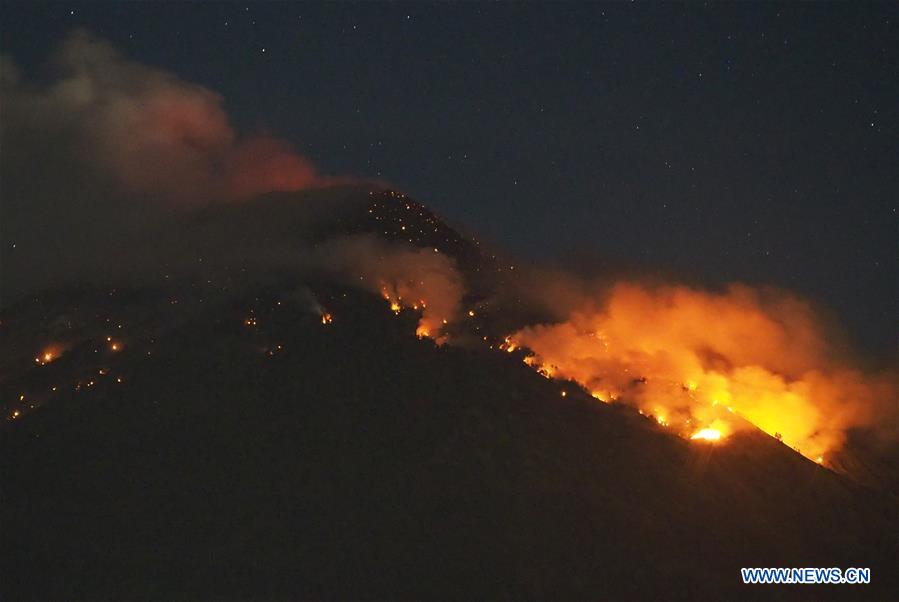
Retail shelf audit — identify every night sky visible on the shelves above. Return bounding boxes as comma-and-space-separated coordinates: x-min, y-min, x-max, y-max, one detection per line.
2, 2, 895, 358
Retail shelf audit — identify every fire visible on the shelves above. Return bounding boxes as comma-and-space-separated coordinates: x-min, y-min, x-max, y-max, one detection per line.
691, 428, 722, 442
321, 313, 333, 325
380, 284, 451, 343
321, 236, 462, 345
508, 282, 895, 460
34, 344, 64, 366
499, 336, 517, 353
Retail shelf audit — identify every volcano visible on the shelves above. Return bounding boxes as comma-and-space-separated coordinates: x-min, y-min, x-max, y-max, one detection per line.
1, 187, 896, 600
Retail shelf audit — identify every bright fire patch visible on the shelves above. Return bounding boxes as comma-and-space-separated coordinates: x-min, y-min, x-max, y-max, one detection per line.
690, 428, 722, 442
507, 282, 895, 461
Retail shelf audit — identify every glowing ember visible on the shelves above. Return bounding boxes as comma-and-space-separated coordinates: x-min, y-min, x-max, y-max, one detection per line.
33, 345, 63, 366
321, 313, 333, 325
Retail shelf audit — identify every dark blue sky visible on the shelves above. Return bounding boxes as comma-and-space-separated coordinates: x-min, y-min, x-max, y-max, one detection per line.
2, 2, 895, 358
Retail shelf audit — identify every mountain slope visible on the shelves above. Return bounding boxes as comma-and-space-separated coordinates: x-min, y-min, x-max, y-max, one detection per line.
2, 189, 896, 600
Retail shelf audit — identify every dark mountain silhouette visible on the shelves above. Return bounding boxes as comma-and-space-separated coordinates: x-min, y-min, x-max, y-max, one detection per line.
2, 188, 896, 600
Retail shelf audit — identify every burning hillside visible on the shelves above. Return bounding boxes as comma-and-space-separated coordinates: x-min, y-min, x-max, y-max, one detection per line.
3, 187, 896, 481
506, 282, 897, 465
1, 186, 897, 600
3, 262, 897, 600
2, 22, 896, 600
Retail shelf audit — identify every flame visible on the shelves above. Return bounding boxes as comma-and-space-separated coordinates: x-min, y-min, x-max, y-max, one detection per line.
691, 428, 722, 442
380, 284, 451, 343
34, 344, 64, 366
509, 282, 895, 460
321, 313, 333, 325
320, 235, 463, 344
499, 336, 518, 353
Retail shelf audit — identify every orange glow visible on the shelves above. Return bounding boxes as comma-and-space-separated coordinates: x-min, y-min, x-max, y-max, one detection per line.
509, 282, 895, 460
380, 282, 452, 343
691, 428, 722, 442
34, 344, 64, 366
327, 236, 462, 345
321, 313, 333, 325
499, 336, 517, 353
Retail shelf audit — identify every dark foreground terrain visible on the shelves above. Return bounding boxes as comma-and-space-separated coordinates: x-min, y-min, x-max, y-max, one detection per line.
2, 190, 896, 600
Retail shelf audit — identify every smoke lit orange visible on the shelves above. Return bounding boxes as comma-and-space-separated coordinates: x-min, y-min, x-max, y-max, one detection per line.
509, 282, 895, 461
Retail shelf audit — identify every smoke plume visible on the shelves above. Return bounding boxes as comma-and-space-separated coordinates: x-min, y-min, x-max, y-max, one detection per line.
0, 31, 355, 300
0, 29, 339, 205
